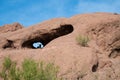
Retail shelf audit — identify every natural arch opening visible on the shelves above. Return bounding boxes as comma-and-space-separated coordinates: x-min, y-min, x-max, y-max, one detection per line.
32, 42, 44, 48
22, 24, 74, 49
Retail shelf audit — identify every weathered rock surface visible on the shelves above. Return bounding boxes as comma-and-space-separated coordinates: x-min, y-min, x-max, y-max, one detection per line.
87, 16, 120, 58
0, 12, 120, 80
0, 22, 23, 34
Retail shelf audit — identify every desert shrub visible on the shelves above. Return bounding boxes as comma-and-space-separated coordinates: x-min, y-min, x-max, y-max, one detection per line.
76, 35, 89, 47
0, 57, 59, 80
21, 59, 38, 80
0, 57, 20, 80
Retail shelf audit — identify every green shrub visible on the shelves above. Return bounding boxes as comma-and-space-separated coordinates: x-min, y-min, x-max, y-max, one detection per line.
0, 56, 20, 80
76, 35, 89, 47
21, 59, 38, 80
0, 57, 59, 80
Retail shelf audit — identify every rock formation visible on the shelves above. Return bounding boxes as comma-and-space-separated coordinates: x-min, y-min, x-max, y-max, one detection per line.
0, 12, 120, 80
0, 22, 23, 34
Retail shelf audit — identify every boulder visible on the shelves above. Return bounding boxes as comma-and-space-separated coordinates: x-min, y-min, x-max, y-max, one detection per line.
0, 13, 120, 80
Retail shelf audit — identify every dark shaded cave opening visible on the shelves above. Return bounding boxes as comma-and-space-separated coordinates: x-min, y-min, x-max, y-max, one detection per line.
109, 48, 120, 58
3, 40, 14, 49
22, 24, 74, 49
92, 62, 99, 72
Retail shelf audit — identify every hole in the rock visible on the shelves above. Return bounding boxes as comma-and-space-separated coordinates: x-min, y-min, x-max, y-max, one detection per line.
3, 40, 14, 49
92, 62, 99, 72
109, 48, 120, 58
22, 24, 74, 49
115, 48, 120, 52
32, 42, 44, 48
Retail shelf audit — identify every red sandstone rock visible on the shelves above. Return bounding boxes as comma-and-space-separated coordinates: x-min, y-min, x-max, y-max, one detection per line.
0, 13, 120, 80
0, 22, 23, 34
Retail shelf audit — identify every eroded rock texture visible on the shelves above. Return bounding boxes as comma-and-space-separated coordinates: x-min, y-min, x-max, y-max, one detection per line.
0, 22, 23, 34
87, 18, 120, 58
0, 24, 73, 49
0, 13, 120, 80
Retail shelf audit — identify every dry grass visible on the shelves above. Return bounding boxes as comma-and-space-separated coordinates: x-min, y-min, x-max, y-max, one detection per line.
0, 57, 59, 80
76, 35, 89, 47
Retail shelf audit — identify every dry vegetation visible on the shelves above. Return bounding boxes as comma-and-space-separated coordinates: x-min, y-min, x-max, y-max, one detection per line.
0, 57, 59, 80
76, 35, 89, 47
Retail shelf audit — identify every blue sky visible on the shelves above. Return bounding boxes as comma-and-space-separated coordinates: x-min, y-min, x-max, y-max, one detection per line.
0, 0, 120, 27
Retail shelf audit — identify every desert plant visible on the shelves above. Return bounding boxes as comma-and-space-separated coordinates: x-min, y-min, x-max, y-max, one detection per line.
0, 57, 59, 80
0, 57, 10, 80
21, 58, 38, 80
9, 62, 21, 80
0, 56, 21, 80
76, 35, 89, 47
37, 61, 59, 80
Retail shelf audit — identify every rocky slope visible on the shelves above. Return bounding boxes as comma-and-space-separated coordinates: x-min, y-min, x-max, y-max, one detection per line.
0, 22, 23, 34
0, 12, 120, 80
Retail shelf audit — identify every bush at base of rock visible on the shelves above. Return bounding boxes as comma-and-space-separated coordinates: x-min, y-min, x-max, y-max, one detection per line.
0, 57, 59, 80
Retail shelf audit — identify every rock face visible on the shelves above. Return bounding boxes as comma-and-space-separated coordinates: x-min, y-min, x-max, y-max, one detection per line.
0, 12, 120, 80
87, 17, 120, 58
0, 22, 23, 34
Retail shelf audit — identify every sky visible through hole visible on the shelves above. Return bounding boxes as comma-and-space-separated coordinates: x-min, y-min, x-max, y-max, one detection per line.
0, 0, 120, 27
33, 42, 44, 48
